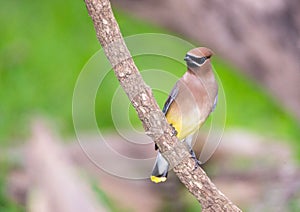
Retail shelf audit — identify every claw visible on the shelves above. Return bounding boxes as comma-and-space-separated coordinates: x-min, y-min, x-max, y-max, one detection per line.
170, 124, 178, 136
190, 149, 201, 171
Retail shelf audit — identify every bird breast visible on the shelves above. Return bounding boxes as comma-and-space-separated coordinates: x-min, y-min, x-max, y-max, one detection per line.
166, 71, 217, 140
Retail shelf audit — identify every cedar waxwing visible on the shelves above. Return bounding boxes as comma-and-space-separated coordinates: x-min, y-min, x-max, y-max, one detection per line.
150, 47, 218, 183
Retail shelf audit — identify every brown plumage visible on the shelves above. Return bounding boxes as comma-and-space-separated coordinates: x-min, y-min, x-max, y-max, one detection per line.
166, 47, 218, 139
151, 47, 218, 183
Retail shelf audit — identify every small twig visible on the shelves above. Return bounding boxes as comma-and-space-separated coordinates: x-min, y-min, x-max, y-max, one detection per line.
84, 0, 241, 211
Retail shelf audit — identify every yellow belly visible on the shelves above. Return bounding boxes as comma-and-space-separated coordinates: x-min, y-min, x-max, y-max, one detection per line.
166, 108, 201, 140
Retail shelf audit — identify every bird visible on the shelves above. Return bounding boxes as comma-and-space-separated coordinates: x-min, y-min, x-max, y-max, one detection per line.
150, 47, 218, 183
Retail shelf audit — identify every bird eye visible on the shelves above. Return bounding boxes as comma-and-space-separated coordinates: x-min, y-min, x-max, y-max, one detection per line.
194, 57, 206, 65
184, 54, 207, 68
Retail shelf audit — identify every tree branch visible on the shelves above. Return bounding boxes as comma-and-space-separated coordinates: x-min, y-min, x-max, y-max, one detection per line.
84, 0, 241, 211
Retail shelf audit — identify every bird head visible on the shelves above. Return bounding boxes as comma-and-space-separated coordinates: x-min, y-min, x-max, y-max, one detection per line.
184, 47, 214, 70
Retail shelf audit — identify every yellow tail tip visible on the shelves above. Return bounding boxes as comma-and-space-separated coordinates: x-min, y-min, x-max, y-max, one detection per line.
150, 175, 167, 183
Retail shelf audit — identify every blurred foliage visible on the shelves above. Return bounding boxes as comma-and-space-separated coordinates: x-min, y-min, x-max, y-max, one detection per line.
1, 0, 300, 149
288, 198, 300, 211
93, 183, 131, 212
0, 0, 98, 144
0, 160, 24, 212
183, 192, 202, 212
1, 0, 300, 211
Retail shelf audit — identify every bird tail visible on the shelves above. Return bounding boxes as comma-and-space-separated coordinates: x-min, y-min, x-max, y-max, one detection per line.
150, 152, 169, 183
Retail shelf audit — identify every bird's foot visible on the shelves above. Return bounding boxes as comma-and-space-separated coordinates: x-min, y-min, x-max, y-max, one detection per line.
190, 149, 201, 171
170, 124, 178, 137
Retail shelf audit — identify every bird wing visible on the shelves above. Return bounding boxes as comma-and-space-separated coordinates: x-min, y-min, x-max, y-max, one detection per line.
212, 93, 218, 112
162, 82, 179, 115
155, 83, 179, 150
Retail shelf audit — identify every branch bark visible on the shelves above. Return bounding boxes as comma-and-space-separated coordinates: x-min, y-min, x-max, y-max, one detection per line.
84, 0, 241, 211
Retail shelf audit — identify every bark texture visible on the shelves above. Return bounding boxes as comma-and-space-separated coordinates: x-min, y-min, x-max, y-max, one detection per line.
112, 0, 300, 121
84, 0, 241, 211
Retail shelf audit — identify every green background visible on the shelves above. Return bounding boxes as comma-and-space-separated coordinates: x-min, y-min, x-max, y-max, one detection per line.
1, 0, 300, 211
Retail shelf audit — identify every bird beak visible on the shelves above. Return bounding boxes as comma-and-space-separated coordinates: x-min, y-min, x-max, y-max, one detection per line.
184, 55, 192, 62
